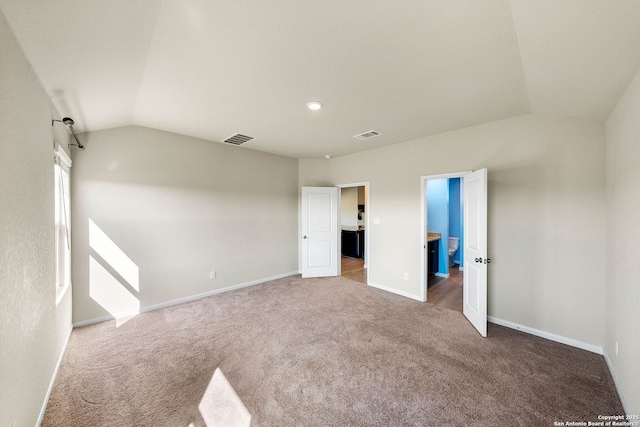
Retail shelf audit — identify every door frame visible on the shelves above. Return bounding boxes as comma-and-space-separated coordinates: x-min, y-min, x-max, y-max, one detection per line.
420, 171, 471, 302
337, 182, 370, 281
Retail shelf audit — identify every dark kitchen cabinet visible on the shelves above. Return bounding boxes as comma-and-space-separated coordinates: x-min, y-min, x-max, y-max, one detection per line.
342, 229, 365, 258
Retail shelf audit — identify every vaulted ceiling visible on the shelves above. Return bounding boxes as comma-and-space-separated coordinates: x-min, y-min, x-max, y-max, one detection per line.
2, 1, 640, 158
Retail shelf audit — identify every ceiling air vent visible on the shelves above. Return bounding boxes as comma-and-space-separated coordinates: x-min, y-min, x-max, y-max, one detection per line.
353, 130, 381, 140
223, 133, 254, 145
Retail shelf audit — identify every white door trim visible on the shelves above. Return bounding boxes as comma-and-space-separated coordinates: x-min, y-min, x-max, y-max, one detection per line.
421, 169, 488, 337
420, 171, 471, 302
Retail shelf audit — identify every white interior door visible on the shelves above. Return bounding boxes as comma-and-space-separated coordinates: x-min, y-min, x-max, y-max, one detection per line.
463, 168, 488, 337
301, 187, 339, 278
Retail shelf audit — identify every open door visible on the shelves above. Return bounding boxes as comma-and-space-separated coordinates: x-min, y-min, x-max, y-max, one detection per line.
301, 187, 339, 278
463, 168, 488, 337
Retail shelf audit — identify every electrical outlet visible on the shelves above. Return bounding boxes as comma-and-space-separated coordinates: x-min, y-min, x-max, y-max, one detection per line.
209, 271, 216, 279
615, 340, 619, 356
404, 273, 409, 280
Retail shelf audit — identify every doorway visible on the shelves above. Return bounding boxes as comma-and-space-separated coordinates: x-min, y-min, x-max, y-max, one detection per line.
338, 183, 369, 285
426, 177, 464, 312
421, 169, 488, 337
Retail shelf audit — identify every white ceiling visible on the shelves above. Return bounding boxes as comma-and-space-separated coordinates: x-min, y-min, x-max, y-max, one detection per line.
2, 1, 640, 158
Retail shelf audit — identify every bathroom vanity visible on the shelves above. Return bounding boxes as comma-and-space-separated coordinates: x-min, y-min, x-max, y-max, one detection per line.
427, 232, 441, 277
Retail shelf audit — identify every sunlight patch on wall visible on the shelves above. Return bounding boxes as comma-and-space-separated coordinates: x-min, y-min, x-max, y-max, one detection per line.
89, 219, 139, 291
198, 368, 251, 427
89, 219, 140, 327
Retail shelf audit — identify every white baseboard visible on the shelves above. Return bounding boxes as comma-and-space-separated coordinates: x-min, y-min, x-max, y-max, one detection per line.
368, 281, 424, 302
68, 273, 628, 415
434, 272, 449, 278
74, 271, 299, 328
37, 327, 72, 426
603, 350, 629, 415
74, 312, 124, 328
487, 316, 603, 355
490, 316, 627, 413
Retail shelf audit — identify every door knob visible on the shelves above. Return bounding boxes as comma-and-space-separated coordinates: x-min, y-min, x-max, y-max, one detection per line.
302, 236, 307, 239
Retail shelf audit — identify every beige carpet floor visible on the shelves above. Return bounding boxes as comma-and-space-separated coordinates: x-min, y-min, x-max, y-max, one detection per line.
43, 275, 623, 426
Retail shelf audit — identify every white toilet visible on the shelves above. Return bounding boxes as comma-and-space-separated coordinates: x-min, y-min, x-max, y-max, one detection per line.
448, 237, 459, 267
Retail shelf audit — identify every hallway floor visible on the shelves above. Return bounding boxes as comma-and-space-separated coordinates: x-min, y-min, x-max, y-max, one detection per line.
341, 256, 366, 284
427, 264, 463, 313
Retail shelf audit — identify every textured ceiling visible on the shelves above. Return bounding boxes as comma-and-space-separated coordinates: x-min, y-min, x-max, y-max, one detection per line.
2, 0, 640, 158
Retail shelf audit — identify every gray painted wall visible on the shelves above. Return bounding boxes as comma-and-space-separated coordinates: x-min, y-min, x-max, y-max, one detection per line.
605, 71, 640, 415
71, 126, 299, 324
3, 1, 636, 416
0, 10, 73, 426
300, 113, 606, 348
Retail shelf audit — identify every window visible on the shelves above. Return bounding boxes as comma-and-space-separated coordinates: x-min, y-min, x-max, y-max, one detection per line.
55, 145, 72, 304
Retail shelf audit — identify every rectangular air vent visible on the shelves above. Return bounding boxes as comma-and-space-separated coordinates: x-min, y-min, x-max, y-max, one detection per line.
353, 130, 381, 140
223, 133, 254, 145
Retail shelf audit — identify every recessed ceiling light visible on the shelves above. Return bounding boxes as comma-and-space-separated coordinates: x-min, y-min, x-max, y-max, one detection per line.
307, 101, 323, 111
